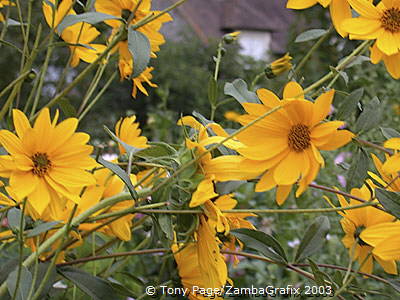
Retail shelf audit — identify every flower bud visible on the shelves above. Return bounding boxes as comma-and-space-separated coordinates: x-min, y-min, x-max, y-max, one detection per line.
223, 31, 240, 44
265, 53, 293, 79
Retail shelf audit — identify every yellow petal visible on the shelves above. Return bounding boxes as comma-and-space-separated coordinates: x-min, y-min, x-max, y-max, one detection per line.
311, 89, 335, 125
384, 137, 400, 149
190, 178, 218, 207
287, 0, 318, 9
12, 109, 31, 139
347, 0, 381, 18
276, 185, 292, 206
373, 235, 400, 260
283, 81, 304, 99
330, 0, 351, 37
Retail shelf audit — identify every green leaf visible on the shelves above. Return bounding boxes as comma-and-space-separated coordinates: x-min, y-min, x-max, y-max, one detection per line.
127, 27, 151, 78
295, 29, 327, 43
347, 148, 369, 190
7, 208, 25, 233
7, 266, 32, 300
336, 88, 363, 120
57, 266, 124, 300
157, 214, 174, 240
26, 221, 60, 238
294, 216, 330, 262
231, 228, 287, 263
388, 279, 400, 293
354, 96, 382, 132
380, 127, 400, 139
57, 12, 121, 34
224, 79, 260, 104
135, 142, 177, 158
208, 76, 218, 106
308, 259, 326, 286
58, 98, 77, 117
339, 55, 370, 69
375, 188, 400, 219
97, 157, 138, 200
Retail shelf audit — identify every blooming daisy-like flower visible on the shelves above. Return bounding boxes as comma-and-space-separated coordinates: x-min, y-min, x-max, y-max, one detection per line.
227, 82, 354, 205
342, 0, 400, 55
381, 137, 400, 173
325, 183, 398, 274
287, 0, 351, 37
95, 0, 172, 97
43, 0, 106, 67
115, 115, 149, 154
0, 109, 96, 217
172, 216, 228, 299
369, 153, 400, 192
370, 42, 400, 79
177, 116, 259, 207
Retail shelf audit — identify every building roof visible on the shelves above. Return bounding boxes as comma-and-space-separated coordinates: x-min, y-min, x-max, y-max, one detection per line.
154, 0, 293, 53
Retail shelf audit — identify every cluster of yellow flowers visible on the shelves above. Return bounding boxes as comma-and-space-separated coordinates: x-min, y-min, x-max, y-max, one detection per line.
287, 0, 400, 79
42, 0, 172, 97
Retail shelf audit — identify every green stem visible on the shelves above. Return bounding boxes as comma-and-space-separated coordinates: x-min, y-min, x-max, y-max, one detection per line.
86, 201, 168, 222
31, 204, 78, 300
78, 71, 117, 121
11, 199, 27, 300
354, 138, 393, 155
303, 40, 372, 95
0, 70, 31, 101
290, 27, 333, 80
0, 189, 150, 297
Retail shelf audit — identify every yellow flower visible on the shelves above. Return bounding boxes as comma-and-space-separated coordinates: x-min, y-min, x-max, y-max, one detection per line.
42, 0, 106, 67
172, 216, 228, 299
78, 166, 137, 241
265, 53, 293, 79
223, 31, 241, 44
115, 115, 149, 154
0, 0, 15, 22
0, 109, 96, 217
381, 137, 400, 173
229, 82, 354, 205
325, 183, 397, 274
369, 153, 400, 192
370, 41, 400, 79
95, 0, 172, 97
177, 116, 259, 207
287, 0, 351, 37
342, 0, 400, 55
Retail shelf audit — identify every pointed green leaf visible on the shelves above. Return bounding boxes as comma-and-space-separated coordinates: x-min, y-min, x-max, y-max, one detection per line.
127, 27, 151, 78
26, 221, 60, 238
380, 127, 400, 139
376, 188, 400, 219
97, 157, 138, 200
224, 79, 260, 104
294, 216, 330, 262
347, 147, 369, 190
7, 266, 32, 300
7, 208, 25, 233
336, 88, 363, 120
295, 29, 327, 43
355, 96, 382, 132
57, 12, 121, 34
57, 266, 124, 300
231, 228, 287, 263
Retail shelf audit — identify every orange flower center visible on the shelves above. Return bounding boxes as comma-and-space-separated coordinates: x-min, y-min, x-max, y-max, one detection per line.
381, 8, 400, 33
288, 124, 311, 152
31, 152, 52, 177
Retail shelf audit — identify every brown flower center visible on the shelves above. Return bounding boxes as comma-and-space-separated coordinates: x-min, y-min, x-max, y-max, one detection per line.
288, 124, 311, 152
381, 8, 400, 33
31, 152, 52, 177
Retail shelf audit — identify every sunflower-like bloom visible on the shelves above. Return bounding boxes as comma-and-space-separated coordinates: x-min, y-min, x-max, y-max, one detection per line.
74, 165, 137, 241
287, 0, 351, 37
115, 115, 149, 154
0, 109, 96, 218
369, 153, 400, 192
325, 183, 398, 274
172, 216, 228, 300
228, 82, 354, 205
342, 0, 400, 55
95, 0, 172, 97
0, 0, 14, 22
381, 137, 400, 173
43, 0, 106, 67
370, 42, 400, 79
177, 116, 259, 207
265, 53, 293, 79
